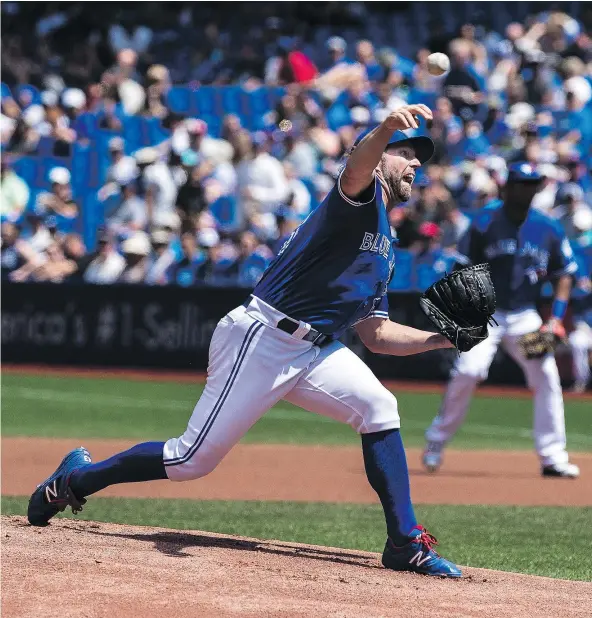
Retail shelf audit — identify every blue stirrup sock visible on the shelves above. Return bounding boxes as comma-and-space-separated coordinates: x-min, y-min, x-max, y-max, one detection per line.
69, 441, 167, 499
361, 428, 417, 546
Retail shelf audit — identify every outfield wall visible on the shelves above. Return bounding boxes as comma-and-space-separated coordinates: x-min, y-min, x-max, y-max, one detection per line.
1, 282, 574, 385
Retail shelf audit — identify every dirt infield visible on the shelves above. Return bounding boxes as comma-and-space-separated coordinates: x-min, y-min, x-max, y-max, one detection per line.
3, 516, 591, 618
4, 363, 591, 400
4, 438, 591, 506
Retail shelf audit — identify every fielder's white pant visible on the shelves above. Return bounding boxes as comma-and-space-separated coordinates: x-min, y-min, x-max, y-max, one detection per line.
425, 308, 569, 466
163, 296, 400, 481
569, 322, 592, 386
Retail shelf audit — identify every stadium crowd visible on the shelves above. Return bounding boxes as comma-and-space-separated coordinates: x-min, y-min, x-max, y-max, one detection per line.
1, 2, 591, 291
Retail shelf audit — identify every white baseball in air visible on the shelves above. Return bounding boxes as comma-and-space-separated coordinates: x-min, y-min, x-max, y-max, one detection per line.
427, 53, 450, 76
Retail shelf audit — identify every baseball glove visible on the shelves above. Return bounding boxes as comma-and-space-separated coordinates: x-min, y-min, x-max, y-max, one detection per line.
419, 264, 497, 352
517, 323, 566, 359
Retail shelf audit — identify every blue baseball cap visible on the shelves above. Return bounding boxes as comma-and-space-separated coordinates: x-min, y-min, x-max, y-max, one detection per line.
507, 162, 543, 183
353, 128, 435, 164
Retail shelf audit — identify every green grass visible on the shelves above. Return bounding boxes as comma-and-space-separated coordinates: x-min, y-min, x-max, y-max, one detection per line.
3, 496, 590, 581
3, 374, 591, 450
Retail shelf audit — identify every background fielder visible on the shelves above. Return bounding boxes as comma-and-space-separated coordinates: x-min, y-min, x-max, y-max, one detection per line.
423, 163, 580, 478
28, 105, 467, 578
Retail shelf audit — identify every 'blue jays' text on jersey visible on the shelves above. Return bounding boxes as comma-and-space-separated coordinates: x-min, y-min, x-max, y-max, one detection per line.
253, 175, 395, 338
458, 204, 578, 311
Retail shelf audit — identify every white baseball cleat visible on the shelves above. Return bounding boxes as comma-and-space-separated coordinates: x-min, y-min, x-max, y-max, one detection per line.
541, 462, 580, 479
422, 441, 443, 473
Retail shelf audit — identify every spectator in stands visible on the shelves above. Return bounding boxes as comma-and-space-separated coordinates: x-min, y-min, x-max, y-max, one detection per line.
282, 161, 311, 217
118, 231, 151, 283
233, 230, 272, 287
145, 229, 175, 285
143, 64, 171, 119
325, 36, 352, 70
107, 178, 148, 238
61, 233, 95, 282
98, 137, 139, 201
355, 40, 384, 82
61, 88, 87, 139
135, 147, 177, 222
36, 167, 79, 233
0, 155, 30, 222
237, 131, 289, 215
183, 118, 230, 164
175, 150, 209, 223
440, 204, 471, 249
106, 48, 146, 116
22, 209, 53, 254
1, 221, 29, 279
167, 230, 203, 287
282, 131, 318, 181
195, 228, 235, 287
553, 184, 592, 242
273, 38, 318, 85
83, 230, 125, 284
443, 38, 484, 118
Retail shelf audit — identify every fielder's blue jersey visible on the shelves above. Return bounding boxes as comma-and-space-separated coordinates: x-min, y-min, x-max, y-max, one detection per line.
254, 175, 395, 338
458, 203, 578, 311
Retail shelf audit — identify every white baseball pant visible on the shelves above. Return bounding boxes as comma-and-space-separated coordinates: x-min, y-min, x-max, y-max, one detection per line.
163, 296, 400, 481
569, 322, 592, 387
425, 308, 570, 466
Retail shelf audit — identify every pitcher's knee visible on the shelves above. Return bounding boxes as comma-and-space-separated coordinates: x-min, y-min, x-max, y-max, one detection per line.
357, 388, 401, 434
163, 436, 223, 481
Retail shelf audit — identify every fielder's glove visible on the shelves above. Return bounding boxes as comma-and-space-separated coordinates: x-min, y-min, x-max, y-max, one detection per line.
419, 264, 497, 352
517, 321, 566, 360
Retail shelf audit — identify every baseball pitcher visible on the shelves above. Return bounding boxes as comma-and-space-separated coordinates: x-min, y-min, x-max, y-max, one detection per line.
423, 163, 580, 478
28, 106, 494, 578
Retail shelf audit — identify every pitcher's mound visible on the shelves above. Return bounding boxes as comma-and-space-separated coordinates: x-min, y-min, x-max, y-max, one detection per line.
2, 516, 589, 618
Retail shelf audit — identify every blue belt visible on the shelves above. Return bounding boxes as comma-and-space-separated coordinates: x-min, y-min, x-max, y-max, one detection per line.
241, 299, 331, 346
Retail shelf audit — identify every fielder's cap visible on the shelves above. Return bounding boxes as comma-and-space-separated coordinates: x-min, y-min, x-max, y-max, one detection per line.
507, 162, 543, 183
48, 166, 71, 185
353, 128, 435, 164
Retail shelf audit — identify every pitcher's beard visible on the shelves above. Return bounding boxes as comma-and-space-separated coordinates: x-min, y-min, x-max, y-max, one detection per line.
379, 161, 412, 204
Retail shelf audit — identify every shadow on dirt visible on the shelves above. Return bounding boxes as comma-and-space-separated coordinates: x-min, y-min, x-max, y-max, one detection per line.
74, 524, 383, 568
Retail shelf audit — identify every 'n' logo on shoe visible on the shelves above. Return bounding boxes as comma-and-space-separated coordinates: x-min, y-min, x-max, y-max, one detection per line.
45, 480, 59, 503
409, 551, 431, 567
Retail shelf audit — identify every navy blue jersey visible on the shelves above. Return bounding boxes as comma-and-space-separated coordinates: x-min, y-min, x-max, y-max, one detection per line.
458, 203, 578, 311
254, 175, 395, 338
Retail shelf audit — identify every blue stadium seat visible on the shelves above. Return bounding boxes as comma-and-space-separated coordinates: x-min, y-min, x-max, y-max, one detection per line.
209, 195, 239, 231
246, 88, 271, 114
194, 86, 217, 115
199, 114, 221, 138
389, 250, 415, 291
12, 157, 37, 186
145, 117, 171, 146
122, 115, 144, 151
71, 143, 91, 195
220, 86, 243, 115
74, 112, 99, 141
166, 86, 192, 115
